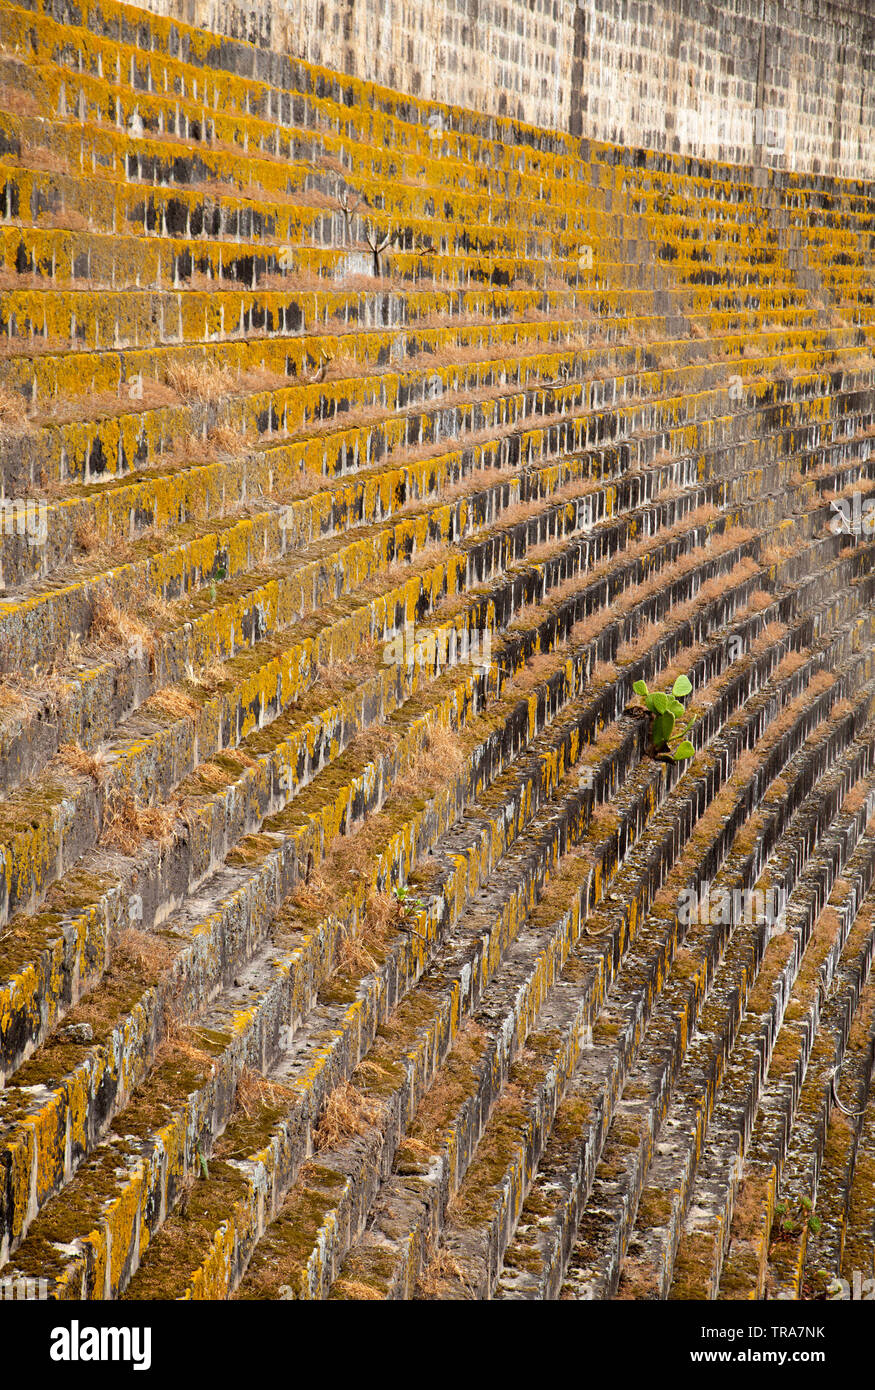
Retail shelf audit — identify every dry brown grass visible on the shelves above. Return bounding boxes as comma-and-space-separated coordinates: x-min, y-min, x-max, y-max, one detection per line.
73, 516, 102, 555
322, 353, 359, 381
330, 1279, 383, 1300
288, 799, 420, 952
290, 864, 334, 920
752, 621, 788, 654
88, 594, 154, 657
21, 140, 69, 174
238, 367, 290, 393
0, 678, 28, 721
100, 789, 175, 853
144, 685, 201, 721
0, 84, 40, 115
0, 383, 32, 435
235, 1067, 297, 1119
272, 468, 325, 503
26, 383, 172, 431
205, 424, 250, 455
553, 474, 600, 503
182, 270, 222, 291
164, 360, 237, 403
312, 1082, 384, 1151
753, 670, 836, 759
184, 657, 230, 694
773, 650, 806, 681
526, 537, 566, 566
760, 544, 795, 567
666, 561, 760, 629
57, 742, 106, 783
336, 932, 376, 975
337, 887, 396, 974
193, 760, 236, 792
842, 782, 871, 815
657, 642, 709, 698
158, 1015, 214, 1070
223, 746, 258, 770
587, 802, 622, 839
41, 208, 93, 232
113, 925, 177, 979
499, 499, 544, 528
825, 476, 875, 503
740, 588, 774, 615
615, 618, 667, 664
590, 658, 618, 686
416, 1244, 467, 1297
0, 325, 69, 351
259, 268, 326, 291
809, 669, 836, 696
729, 1177, 771, 1242
394, 722, 463, 800
829, 697, 854, 721
567, 608, 608, 647
510, 651, 561, 693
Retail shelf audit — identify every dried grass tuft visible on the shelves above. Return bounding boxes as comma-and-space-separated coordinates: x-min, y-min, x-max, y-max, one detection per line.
184, 657, 230, 694
57, 742, 106, 783
88, 594, 153, 656
0, 383, 32, 435
331, 1279, 383, 1300
842, 782, 870, 815
164, 360, 237, 402
144, 685, 201, 721
394, 722, 463, 799
313, 1082, 384, 1151
416, 1244, 467, 1297
235, 1067, 297, 1119
0, 84, 40, 116
114, 926, 177, 979
100, 789, 175, 853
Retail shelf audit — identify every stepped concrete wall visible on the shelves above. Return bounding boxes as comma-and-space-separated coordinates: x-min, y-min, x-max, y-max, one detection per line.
2, 0, 875, 1310
121, 0, 875, 179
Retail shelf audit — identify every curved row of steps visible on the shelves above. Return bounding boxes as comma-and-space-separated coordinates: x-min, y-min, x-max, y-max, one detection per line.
0, 0, 874, 1301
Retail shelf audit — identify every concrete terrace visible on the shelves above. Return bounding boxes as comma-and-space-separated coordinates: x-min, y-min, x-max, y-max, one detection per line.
0, 0, 872, 1302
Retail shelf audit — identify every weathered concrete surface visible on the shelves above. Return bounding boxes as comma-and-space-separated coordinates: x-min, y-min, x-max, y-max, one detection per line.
113, 0, 875, 178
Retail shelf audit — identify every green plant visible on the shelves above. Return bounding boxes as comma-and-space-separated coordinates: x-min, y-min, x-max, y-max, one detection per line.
632, 675, 696, 761
393, 884, 425, 917
771, 1198, 820, 1243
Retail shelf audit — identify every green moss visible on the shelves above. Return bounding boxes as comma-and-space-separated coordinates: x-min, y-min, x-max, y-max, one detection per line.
636, 1190, 673, 1228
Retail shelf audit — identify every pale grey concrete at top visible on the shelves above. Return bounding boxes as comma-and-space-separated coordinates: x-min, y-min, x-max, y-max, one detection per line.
126, 0, 875, 180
